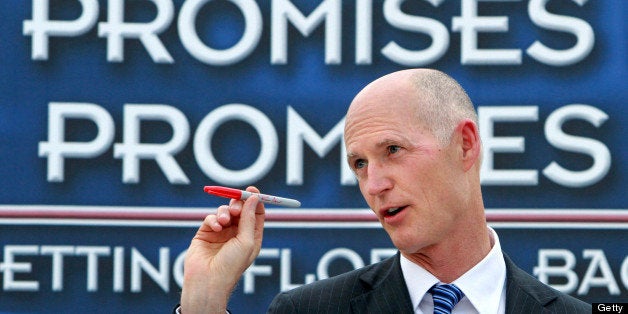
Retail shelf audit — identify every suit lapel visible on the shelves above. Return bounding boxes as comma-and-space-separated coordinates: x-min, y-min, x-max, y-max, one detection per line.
345, 252, 561, 313
504, 253, 558, 313
349, 253, 414, 314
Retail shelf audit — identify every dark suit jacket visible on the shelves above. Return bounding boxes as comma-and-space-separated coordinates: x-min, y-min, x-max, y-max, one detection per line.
267, 252, 591, 313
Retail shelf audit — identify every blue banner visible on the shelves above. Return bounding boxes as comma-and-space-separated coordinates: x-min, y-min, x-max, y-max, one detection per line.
0, 0, 626, 312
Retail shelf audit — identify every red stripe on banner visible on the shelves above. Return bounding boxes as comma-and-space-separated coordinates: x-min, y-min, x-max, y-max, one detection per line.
486, 212, 628, 223
0, 206, 627, 223
0, 209, 205, 221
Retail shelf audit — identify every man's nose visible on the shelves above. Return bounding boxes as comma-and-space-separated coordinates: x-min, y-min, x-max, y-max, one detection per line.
365, 162, 393, 196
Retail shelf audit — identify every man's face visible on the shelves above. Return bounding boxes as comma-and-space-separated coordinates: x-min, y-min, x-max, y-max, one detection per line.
344, 82, 466, 255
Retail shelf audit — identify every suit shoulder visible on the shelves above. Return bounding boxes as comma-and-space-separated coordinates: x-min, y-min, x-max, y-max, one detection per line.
267, 254, 399, 313
283, 254, 396, 295
504, 253, 591, 313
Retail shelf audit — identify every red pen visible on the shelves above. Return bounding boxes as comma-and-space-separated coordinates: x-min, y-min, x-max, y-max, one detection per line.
203, 186, 301, 208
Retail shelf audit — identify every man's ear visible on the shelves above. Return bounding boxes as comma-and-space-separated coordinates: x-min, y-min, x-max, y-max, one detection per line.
457, 119, 481, 171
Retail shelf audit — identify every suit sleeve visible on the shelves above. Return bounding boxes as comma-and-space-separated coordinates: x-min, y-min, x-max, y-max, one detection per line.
267, 292, 297, 314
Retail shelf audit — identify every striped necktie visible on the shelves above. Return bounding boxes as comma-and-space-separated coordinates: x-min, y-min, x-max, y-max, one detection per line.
429, 284, 464, 314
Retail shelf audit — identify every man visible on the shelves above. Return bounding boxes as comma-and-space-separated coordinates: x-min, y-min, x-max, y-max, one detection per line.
178, 69, 591, 313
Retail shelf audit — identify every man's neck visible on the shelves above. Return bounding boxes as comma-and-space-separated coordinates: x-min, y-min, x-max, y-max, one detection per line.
401, 226, 492, 283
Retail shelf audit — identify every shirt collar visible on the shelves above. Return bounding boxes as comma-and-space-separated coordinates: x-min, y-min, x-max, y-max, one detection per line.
400, 227, 506, 313
452, 227, 506, 313
400, 253, 439, 312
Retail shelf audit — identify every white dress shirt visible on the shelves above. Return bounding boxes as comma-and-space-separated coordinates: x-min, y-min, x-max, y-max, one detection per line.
400, 227, 507, 314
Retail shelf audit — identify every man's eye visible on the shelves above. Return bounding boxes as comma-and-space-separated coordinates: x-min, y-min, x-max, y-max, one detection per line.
388, 145, 400, 154
354, 159, 367, 169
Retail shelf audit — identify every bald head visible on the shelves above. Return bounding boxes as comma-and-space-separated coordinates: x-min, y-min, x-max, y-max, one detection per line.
346, 68, 477, 145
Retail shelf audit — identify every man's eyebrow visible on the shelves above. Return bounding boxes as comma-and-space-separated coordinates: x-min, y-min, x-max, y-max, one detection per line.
375, 138, 401, 147
346, 138, 402, 156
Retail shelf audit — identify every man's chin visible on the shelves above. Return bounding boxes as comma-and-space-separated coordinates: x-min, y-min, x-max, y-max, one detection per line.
389, 234, 424, 254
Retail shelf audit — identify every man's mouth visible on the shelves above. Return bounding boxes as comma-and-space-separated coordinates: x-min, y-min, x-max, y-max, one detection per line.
384, 206, 406, 217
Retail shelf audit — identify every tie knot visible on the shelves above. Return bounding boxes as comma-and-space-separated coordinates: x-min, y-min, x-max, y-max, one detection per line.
429, 284, 464, 314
